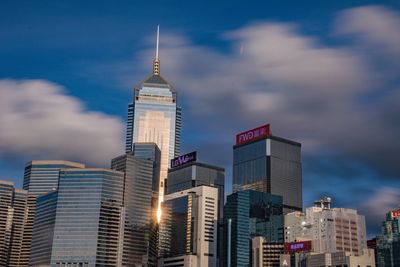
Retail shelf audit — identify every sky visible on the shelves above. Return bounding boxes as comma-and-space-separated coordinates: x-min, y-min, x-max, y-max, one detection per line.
1, 0, 400, 237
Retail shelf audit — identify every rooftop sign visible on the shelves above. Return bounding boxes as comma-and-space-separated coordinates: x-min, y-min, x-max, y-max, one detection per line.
284, 240, 312, 253
171, 151, 197, 168
392, 210, 400, 218
236, 124, 270, 145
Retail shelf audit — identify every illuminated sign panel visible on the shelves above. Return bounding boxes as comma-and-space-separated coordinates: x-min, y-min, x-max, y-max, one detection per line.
392, 210, 400, 218
236, 124, 270, 145
284, 241, 312, 253
171, 151, 197, 168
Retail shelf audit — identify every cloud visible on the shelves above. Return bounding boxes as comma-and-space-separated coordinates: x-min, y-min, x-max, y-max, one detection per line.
336, 6, 400, 61
359, 187, 400, 236
0, 79, 124, 166
149, 6, 400, 179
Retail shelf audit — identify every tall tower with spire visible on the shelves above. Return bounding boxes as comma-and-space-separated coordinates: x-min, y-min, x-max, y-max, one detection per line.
125, 26, 182, 204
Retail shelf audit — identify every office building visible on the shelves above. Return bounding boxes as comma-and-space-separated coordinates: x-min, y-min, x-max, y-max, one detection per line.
305, 249, 375, 267
285, 197, 367, 256
233, 124, 302, 214
0, 180, 35, 267
376, 208, 400, 267
0, 180, 14, 266
125, 27, 181, 203
158, 186, 218, 267
111, 143, 161, 267
252, 236, 284, 267
224, 190, 284, 267
50, 168, 125, 266
167, 152, 225, 266
23, 160, 85, 197
30, 190, 58, 267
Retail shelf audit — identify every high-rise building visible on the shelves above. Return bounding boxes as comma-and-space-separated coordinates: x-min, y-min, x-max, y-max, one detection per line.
23, 160, 85, 197
252, 236, 284, 267
233, 124, 302, 214
158, 186, 218, 267
125, 27, 181, 203
376, 208, 400, 267
285, 197, 367, 256
0, 180, 14, 266
166, 152, 225, 266
111, 143, 161, 267
0, 180, 34, 267
50, 168, 125, 266
30, 190, 58, 267
224, 190, 284, 267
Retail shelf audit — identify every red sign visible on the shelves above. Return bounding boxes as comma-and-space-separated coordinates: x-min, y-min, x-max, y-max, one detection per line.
236, 124, 270, 145
392, 210, 400, 218
284, 241, 312, 253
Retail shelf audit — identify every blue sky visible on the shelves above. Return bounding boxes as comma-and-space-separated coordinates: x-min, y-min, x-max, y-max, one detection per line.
1, 0, 400, 237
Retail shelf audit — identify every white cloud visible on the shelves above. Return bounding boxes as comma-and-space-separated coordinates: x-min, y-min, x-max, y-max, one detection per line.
0, 79, 124, 166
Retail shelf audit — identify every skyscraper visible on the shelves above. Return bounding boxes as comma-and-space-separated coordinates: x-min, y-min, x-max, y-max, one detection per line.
167, 152, 225, 266
224, 190, 284, 267
125, 26, 181, 203
159, 186, 219, 267
111, 143, 161, 267
376, 208, 400, 267
233, 124, 302, 214
50, 168, 125, 266
23, 160, 85, 197
0, 180, 33, 267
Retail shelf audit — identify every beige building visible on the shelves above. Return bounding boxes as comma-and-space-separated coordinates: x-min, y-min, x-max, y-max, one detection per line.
306, 248, 375, 267
252, 236, 284, 267
159, 186, 218, 267
285, 197, 367, 256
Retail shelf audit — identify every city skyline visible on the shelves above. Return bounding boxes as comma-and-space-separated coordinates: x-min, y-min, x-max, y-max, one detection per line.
1, 0, 400, 239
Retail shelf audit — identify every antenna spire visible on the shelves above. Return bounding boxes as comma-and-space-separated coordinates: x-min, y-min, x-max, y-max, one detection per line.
153, 25, 160, 75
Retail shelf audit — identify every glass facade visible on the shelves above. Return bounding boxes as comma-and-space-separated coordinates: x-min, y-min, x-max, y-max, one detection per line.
376, 209, 400, 267
125, 72, 181, 203
23, 160, 85, 198
111, 143, 161, 267
30, 190, 58, 267
233, 136, 302, 213
50, 168, 124, 267
0, 180, 14, 266
224, 190, 283, 267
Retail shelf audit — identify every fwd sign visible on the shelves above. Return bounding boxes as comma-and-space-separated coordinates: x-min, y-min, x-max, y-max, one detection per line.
236, 124, 270, 145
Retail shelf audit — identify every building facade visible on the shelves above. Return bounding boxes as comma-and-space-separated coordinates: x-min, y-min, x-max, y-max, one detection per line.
50, 168, 125, 267
252, 236, 284, 267
224, 190, 284, 267
30, 190, 58, 267
111, 143, 161, 267
376, 208, 400, 267
285, 197, 367, 257
23, 160, 85, 197
125, 28, 181, 203
166, 154, 225, 266
159, 186, 218, 267
233, 124, 302, 214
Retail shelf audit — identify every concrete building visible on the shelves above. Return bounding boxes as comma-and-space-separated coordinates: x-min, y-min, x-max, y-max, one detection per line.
233, 124, 302, 214
306, 249, 375, 267
285, 197, 367, 256
166, 152, 225, 266
125, 27, 181, 204
252, 236, 284, 267
158, 186, 218, 267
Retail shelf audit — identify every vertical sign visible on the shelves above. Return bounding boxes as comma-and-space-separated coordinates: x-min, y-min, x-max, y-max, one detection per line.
280, 254, 291, 267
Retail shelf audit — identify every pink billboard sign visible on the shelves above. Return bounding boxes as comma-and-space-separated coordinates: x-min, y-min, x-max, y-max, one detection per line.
236, 124, 270, 145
